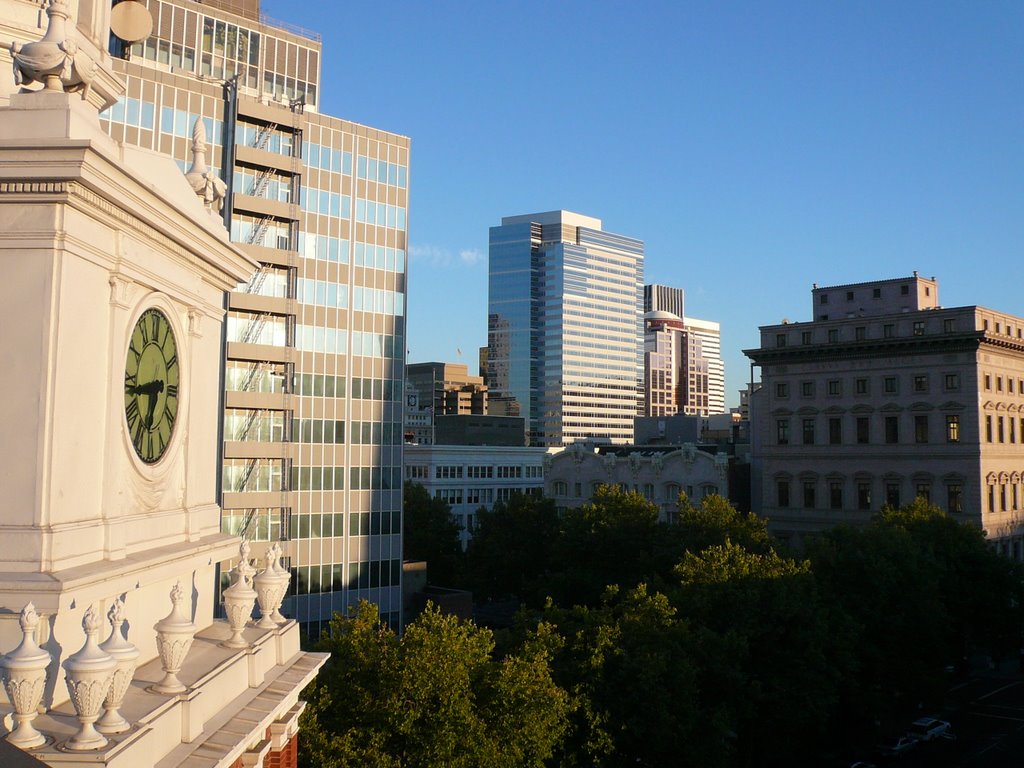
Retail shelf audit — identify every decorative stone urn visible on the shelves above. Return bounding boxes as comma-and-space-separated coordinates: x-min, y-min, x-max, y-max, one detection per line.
254, 542, 289, 628
221, 542, 257, 649
96, 598, 140, 734
0, 603, 52, 748
62, 605, 117, 751
151, 582, 197, 695
268, 542, 292, 624
10, 0, 97, 98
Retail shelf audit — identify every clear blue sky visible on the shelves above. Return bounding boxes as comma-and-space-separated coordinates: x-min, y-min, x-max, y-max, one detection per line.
265, 0, 1022, 407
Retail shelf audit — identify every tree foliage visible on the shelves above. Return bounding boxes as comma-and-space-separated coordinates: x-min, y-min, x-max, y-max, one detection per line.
301, 601, 569, 768
402, 481, 464, 585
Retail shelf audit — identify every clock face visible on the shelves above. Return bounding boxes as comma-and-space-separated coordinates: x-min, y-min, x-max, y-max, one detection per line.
124, 308, 179, 464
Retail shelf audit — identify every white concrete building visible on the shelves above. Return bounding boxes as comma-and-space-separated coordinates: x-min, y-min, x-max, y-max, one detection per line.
0, 1, 323, 763
404, 445, 548, 545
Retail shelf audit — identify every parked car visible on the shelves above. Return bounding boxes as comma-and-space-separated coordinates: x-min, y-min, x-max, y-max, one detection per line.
877, 735, 917, 757
908, 717, 954, 742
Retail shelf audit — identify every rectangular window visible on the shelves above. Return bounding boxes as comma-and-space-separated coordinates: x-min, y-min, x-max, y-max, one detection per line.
802, 419, 815, 445
828, 380, 841, 396
997, 377, 1004, 392
846, 291, 855, 302
913, 321, 925, 336
947, 483, 963, 514
857, 482, 871, 510
855, 326, 866, 341
820, 293, 829, 305
803, 482, 815, 509
776, 419, 790, 445
873, 288, 882, 299
856, 417, 869, 444
775, 382, 789, 398
946, 415, 960, 443
829, 482, 843, 510
885, 416, 899, 444
883, 324, 894, 338
998, 416, 1005, 443
777, 481, 790, 508
914, 414, 929, 443
944, 373, 959, 391
944, 318, 957, 333
984, 374, 992, 390
1011, 417, 1016, 444
855, 378, 868, 395
913, 375, 928, 392
801, 381, 814, 397
986, 415, 993, 442
828, 329, 839, 343
916, 483, 930, 504
776, 333, 787, 347
886, 483, 900, 508
884, 376, 898, 394
901, 284, 910, 295
801, 331, 812, 344
829, 418, 842, 445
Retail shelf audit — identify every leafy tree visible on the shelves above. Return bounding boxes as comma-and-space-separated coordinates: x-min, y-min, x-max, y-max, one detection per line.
676, 493, 772, 554
402, 481, 464, 585
673, 543, 840, 766
300, 601, 570, 768
534, 585, 702, 768
464, 492, 561, 603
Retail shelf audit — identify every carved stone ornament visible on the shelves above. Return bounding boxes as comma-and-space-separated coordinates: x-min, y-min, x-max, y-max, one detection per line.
151, 582, 197, 695
96, 598, 140, 734
0, 603, 52, 748
221, 541, 257, 648
62, 605, 117, 751
10, 0, 97, 99
254, 542, 287, 629
183, 119, 227, 213
268, 542, 292, 624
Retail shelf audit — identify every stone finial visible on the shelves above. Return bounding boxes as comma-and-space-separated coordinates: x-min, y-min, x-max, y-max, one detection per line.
10, 0, 97, 100
97, 597, 140, 734
0, 603, 52, 748
152, 581, 197, 695
184, 118, 227, 213
62, 605, 117, 750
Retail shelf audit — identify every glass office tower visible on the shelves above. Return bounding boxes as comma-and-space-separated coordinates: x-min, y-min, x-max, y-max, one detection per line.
101, 0, 408, 634
487, 211, 644, 447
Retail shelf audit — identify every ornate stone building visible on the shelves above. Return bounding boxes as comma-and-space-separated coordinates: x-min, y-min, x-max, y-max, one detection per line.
0, 1, 325, 764
544, 443, 729, 523
746, 274, 1024, 555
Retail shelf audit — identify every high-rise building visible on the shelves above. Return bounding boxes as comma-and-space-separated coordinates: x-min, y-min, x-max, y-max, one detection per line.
643, 292, 726, 418
644, 283, 685, 317
487, 210, 644, 447
681, 316, 726, 416
745, 274, 1024, 556
98, 0, 409, 634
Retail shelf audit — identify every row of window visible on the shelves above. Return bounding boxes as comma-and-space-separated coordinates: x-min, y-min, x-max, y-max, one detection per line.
290, 373, 403, 402
776, 317, 960, 347
356, 156, 408, 189
292, 419, 345, 444
777, 479, 963, 514
292, 510, 400, 540
289, 465, 404, 492
349, 421, 403, 446
352, 286, 405, 316
775, 372, 960, 399
299, 233, 349, 264
985, 415, 1024, 444
988, 481, 1024, 514
776, 414, 961, 445
354, 243, 406, 273
300, 188, 351, 219
434, 487, 523, 505
550, 480, 719, 502
306, 142, 353, 175
292, 559, 402, 596
295, 278, 348, 308
983, 374, 1024, 396
354, 199, 407, 231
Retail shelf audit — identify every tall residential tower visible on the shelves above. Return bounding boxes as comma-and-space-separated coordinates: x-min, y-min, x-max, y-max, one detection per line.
487, 210, 644, 447
99, 0, 409, 634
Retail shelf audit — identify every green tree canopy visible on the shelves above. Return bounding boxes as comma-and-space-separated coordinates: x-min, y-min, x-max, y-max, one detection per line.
402, 481, 464, 585
301, 601, 570, 768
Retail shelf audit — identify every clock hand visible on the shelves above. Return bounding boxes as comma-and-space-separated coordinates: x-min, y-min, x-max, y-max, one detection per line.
144, 379, 164, 429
